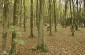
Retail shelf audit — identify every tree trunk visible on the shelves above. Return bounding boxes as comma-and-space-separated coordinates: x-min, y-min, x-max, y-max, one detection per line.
70, 0, 74, 36
64, 0, 68, 28
36, 0, 39, 28
2, 0, 8, 54
0, 0, 3, 24
75, 0, 79, 30
49, 0, 52, 35
84, 0, 85, 28
23, 0, 26, 31
53, 0, 57, 32
9, 0, 19, 55
37, 0, 45, 50
30, 0, 34, 37
19, 0, 23, 27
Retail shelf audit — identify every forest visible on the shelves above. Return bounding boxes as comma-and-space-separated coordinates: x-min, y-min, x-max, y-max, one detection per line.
0, 0, 85, 55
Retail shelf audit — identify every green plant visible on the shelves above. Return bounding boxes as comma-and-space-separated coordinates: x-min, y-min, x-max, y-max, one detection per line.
14, 38, 26, 45
9, 25, 26, 46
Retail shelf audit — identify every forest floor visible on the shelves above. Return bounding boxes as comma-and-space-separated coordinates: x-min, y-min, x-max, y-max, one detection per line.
0, 24, 85, 55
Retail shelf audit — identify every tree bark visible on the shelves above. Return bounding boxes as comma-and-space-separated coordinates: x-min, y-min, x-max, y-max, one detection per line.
23, 0, 26, 31
53, 0, 57, 31
30, 0, 34, 37
9, 0, 19, 55
49, 0, 52, 35
37, 0, 45, 50
70, 0, 75, 36
2, 0, 8, 54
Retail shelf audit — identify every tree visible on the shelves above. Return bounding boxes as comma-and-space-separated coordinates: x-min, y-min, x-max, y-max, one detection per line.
48, 0, 52, 35
70, 0, 75, 36
35, 0, 38, 27
82, 0, 85, 27
64, 0, 68, 28
84, 0, 85, 12
9, 0, 20, 55
53, 0, 57, 31
75, 0, 79, 30
0, 0, 3, 23
37, 0, 45, 50
23, 0, 26, 31
30, 0, 34, 37
2, 0, 9, 54
19, 0, 23, 27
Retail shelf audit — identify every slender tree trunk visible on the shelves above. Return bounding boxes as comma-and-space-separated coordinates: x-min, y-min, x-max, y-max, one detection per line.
49, 0, 52, 35
2, 0, 8, 55
70, 0, 74, 36
53, 0, 57, 31
59, 0, 61, 25
84, 0, 85, 12
30, 0, 34, 37
0, 0, 3, 24
75, 0, 78, 30
83, 0, 85, 27
37, 0, 45, 50
64, 0, 68, 28
9, 0, 19, 55
23, 0, 26, 31
19, 0, 23, 27
36, 0, 39, 28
